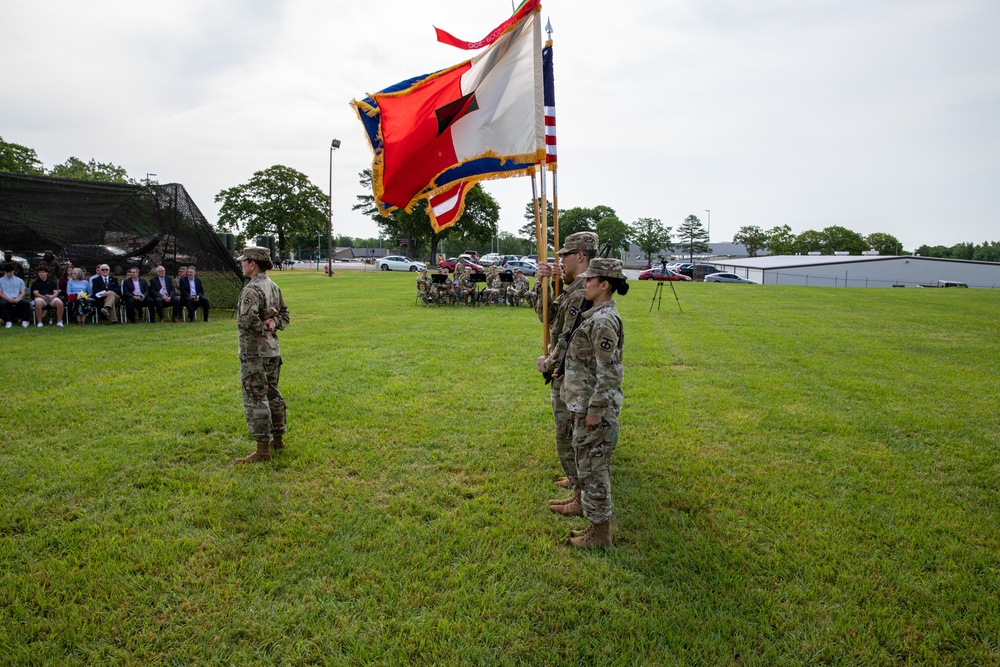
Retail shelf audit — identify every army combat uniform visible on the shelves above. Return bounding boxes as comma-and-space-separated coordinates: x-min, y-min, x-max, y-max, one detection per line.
237, 253, 289, 452
536, 232, 599, 496
561, 298, 623, 526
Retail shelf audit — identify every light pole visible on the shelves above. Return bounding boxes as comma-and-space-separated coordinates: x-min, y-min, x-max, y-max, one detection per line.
704, 209, 711, 244
328, 139, 341, 276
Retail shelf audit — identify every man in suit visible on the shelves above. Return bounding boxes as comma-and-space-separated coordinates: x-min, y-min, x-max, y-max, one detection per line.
121, 266, 153, 324
178, 265, 210, 322
90, 264, 121, 324
150, 265, 180, 322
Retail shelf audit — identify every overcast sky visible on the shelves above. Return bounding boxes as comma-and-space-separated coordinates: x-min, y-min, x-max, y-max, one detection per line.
2, 0, 998, 250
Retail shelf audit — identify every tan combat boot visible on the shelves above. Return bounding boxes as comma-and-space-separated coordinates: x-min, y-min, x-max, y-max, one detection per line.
554, 476, 572, 489
548, 490, 579, 506
568, 520, 612, 549
549, 492, 583, 516
237, 439, 271, 463
271, 434, 284, 450
568, 524, 590, 538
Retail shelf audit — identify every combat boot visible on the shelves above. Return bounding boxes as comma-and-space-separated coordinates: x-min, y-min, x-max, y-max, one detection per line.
568, 523, 591, 538
568, 520, 612, 549
548, 490, 579, 506
554, 476, 572, 489
549, 492, 583, 516
237, 439, 271, 463
271, 434, 284, 450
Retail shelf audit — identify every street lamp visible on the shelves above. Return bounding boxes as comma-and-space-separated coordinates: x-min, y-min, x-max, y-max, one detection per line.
704, 209, 711, 245
328, 139, 341, 276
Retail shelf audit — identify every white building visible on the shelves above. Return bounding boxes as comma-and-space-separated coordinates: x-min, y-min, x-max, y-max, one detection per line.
714, 255, 1000, 288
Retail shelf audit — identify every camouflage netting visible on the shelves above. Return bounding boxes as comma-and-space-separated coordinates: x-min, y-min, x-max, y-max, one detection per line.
0, 172, 242, 309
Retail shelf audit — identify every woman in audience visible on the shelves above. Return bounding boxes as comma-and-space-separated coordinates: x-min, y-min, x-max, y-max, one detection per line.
65, 267, 93, 324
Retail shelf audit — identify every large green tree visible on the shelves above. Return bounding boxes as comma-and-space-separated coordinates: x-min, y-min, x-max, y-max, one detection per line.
821, 225, 868, 254
865, 232, 903, 255
48, 156, 133, 183
630, 217, 672, 265
795, 229, 825, 254
766, 225, 796, 255
596, 214, 631, 256
732, 225, 768, 257
215, 165, 327, 255
676, 214, 710, 261
0, 136, 44, 175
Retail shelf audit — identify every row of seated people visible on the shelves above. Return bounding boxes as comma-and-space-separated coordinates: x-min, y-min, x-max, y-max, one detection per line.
0, 261, 210, 327
416, 266, 537, 307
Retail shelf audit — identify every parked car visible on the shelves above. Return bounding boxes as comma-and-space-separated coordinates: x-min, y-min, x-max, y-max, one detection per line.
677, 263, 723, 279
376, 255, 427, 272
501, 260, 537, 276
704, 272, 756, 284
521, 255, 538, 264
437, 256, 484, 274
638, 268, 692, 281
478, 253, 502, 267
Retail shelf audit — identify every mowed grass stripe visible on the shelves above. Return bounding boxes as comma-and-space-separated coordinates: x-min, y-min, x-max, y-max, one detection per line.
1, 270, 998, 665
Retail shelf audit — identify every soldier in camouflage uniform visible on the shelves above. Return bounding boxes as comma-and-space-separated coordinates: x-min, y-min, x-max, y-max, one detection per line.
535, 231, 599, 515
558, 258, 627, 548
482, 266, 502, 305
435, 268, 454, 305
507, 269, 530, 306
416, 269, 435, 305
235, 246, 290, 463
455, 265, 476, 305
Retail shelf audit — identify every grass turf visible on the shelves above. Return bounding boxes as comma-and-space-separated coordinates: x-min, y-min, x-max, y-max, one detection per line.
1, 270, 998, 665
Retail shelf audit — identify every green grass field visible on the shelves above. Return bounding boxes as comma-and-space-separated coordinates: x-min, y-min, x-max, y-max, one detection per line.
2, 271, 998, 666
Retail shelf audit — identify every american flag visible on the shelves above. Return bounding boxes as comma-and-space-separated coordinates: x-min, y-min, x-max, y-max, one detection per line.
542, 42, 557, 169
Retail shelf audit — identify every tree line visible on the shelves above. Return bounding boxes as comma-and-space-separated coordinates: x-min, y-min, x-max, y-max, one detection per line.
4, 136, 996, 263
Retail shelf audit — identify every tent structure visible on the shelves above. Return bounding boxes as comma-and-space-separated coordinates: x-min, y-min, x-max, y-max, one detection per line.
0, 172, 243, 308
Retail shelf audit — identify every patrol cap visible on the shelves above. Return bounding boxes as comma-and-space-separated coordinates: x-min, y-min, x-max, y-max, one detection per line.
578, 257, 625, 281
557, 231, 599, 256
236, 246, 271, 262
514, 268, 523, 274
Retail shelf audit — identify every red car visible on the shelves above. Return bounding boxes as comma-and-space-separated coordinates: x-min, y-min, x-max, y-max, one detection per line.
638, 268, 691, 281
437, 256, 484, 274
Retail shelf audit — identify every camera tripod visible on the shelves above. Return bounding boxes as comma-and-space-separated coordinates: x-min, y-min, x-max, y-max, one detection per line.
650, 280, 682, 313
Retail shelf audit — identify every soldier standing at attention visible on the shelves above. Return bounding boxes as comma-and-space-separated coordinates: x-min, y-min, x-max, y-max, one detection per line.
535, 231, 599, 516
557, 258, 627, 548
235, 246, 289, 463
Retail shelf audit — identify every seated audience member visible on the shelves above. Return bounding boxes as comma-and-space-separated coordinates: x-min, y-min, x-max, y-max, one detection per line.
416, 269, 435, 306
0, 263, 31, 328
482, 266, 503, 305
178, 266, 210, 322
121, 267, 153, 324
175, 266, 188, 290
65, 268, 93, 324
434, 268, 454, 305
31, 266, 64, 327
57, 263, 75, 295
2, 251, 25, 279
455, 266, 476, 305
150, 265, 180, 322
90, 264, 121, 324
507, 269, 532, 306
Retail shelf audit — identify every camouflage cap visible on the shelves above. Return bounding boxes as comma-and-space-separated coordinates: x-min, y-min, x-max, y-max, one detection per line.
557, 231, 599, 255
578, 257, 625, 281
236, 246, 271, 262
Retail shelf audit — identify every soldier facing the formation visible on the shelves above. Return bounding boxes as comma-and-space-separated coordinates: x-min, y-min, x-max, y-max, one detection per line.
235, 246, 290, 463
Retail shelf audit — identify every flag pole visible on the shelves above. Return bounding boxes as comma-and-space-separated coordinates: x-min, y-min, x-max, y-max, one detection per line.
531, 167, 550, 355
544, 23, 561, 299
